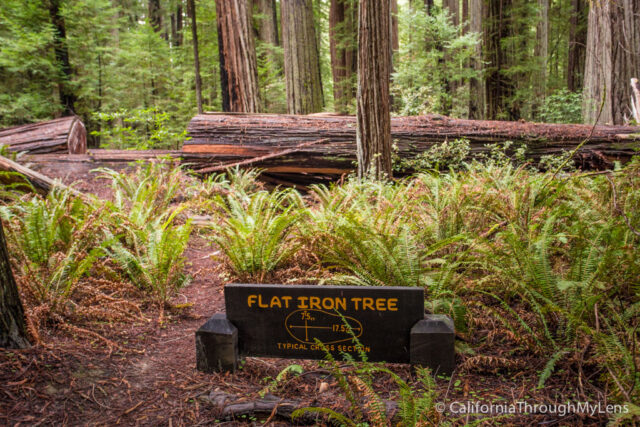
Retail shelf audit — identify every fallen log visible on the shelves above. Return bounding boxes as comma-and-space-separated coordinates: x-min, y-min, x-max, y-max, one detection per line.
0, 116, 87, 155
0, 155, 79, 196
182, 113, 640, 180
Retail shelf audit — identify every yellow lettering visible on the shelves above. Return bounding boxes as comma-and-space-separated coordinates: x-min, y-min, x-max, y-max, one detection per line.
258, 294, 268, 308
297, 296, 309, 309
248, 294, 258, 307
351, 297, 362, 310
375, 298, 386, 311
309, 296, 321, 309
282, 296, 292, 308
362, 297, 374, 311
270, 296, 281, 308
335, 297, 346, 311
388, 298, 398, 311
321, 297, 334, 310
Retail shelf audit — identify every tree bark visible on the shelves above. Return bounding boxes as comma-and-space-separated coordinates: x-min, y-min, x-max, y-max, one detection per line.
444, 0, 460, 26
280, 0, 324, 114
254, 0, 279, 46
582, 0, 640, 125
0, 220, 29, 349
484, 0, 518, 120
329, 0, 357, 114
567, 0, 586, 92
48, 0, 76, 115
534, 0, 549, 102
356, 0, 392, 179
176, 4, 183, 46
468, 0, 484, 119
216, 0, 260, 113
188, 0, 203, 114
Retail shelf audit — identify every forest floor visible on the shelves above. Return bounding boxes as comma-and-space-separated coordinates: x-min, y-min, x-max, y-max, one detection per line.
0, 168, 611, 426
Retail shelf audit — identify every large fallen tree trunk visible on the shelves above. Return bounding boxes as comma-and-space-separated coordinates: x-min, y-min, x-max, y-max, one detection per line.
0, 116, 87, 155
182, 113, 640, 183
0, 155, 80, 196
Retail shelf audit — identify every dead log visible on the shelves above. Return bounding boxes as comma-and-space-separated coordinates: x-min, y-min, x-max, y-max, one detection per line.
0, 116, 87, 155
0, 155, 79, 196
182, 113, 640, 180
203, 389, 399, 425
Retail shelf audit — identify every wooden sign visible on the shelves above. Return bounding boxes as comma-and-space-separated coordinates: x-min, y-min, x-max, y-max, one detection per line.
196, 284, 455, 375
225, 284, 424, 363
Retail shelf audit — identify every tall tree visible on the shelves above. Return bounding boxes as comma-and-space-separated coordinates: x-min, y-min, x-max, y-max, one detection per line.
215, 0, 260, 112
329, 0, 357, 114
534, 0, 548, 96
583, 0, 640, 124
254, 0, 279, 47
48, 0, 76, 115
148, 0, 163, 32
567, 0, 587, 92
0, 220, 29, 349
484, 0, 518, 120
280, 0, 324, 114
468, 0, 484, 119
444, 0, 460, 26
188, 0, 203, 114
356, 0, 392, 179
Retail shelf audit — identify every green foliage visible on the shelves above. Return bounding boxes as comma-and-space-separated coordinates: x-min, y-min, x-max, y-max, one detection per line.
394, 138, 471, 172
104, 211, 192, 304
292, 333, 440, 426
91, 107, 188, 149
209, 188, 304, 281
393, 5, 480, 116
538, 89, 583, 124
98, 161, 192, 304
0, 189, 104, 309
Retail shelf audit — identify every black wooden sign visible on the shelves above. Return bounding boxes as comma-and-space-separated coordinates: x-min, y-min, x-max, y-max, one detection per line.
224, 283, 424, 363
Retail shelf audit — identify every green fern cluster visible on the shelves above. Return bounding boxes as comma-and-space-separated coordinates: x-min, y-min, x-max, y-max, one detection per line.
0, 189, 106, 309
209, 188, 303, 281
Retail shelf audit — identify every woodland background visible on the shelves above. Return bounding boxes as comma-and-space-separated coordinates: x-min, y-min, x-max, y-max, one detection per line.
1, 0, 638, 150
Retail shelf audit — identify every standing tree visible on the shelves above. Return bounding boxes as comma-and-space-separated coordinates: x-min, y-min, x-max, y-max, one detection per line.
468, 0, 484, 119
567, 0, 587, 92
254, 0, 279, 48
188, 0, 203, 114
356, 0, 392, 179
582, 0, 639, 125
215, 0, 260, 112
484, 0, 518, 120
48, 0, 76, 115
329, 0, 357, 114
280, 0, 324, 114
0, 220, 29, 349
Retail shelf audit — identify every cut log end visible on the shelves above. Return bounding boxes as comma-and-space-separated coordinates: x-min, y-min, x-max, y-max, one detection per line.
0, 116, 88, 155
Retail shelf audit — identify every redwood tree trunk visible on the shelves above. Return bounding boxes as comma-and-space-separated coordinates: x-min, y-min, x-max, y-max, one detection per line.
329, 0, 357, 113
468, 0, 484, 119
48, 0, 76, 115
255, 0, 279, 47
280, 0, 324, 114
216, 0, 260, 113
0, 220, 29, 349
582, 0, 639, 125
188, 0, 203, 114
567, 0, 586, 92
356, 0, 392, 179
484, 0, 518, 120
